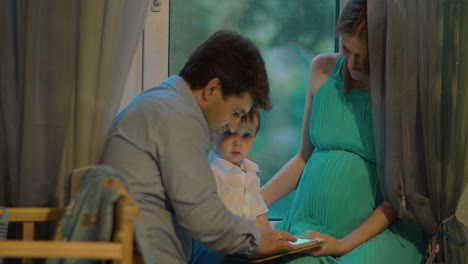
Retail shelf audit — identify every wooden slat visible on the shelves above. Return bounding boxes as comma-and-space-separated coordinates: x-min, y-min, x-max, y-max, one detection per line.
22, 259, 33, 264
22, 223, 34, 264
0, 241, 122, 259
115, 198, 138, 264
5, 208, 64, 222
22, 222, 35, 240
21, 257, 33, 264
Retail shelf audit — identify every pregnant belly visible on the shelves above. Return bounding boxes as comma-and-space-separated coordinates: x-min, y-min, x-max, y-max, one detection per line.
292, 149, 379, 234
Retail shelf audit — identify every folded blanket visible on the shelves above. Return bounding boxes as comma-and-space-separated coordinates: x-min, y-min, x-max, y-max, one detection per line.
50, 165, 155, 264
0, 207, 8, 240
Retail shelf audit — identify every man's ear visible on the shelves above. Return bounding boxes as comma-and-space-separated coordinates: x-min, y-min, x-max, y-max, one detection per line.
202, 78, 222, 101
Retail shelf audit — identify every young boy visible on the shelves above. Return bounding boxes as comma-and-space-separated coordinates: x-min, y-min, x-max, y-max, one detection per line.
191, 109, 270, 264
210, 108, 270, 228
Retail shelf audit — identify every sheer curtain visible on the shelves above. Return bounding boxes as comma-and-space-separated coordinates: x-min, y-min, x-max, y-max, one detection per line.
0, 0, 150, 208
368, 0, 468, 263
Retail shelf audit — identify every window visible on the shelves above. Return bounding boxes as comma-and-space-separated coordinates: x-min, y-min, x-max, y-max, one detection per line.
169, 0, 338, 218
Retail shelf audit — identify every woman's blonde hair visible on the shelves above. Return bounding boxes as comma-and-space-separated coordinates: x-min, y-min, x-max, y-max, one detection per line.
336, 0, 368, 92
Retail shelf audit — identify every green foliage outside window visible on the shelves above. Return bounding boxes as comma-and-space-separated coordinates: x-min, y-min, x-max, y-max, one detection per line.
169, 0, 337, 218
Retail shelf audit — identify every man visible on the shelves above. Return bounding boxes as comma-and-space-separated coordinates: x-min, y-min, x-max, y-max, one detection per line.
102, 30, 294, 263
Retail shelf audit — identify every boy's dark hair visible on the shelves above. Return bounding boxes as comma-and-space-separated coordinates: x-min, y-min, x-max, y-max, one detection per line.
180, 29, 272, 111
240, 108, 261, 135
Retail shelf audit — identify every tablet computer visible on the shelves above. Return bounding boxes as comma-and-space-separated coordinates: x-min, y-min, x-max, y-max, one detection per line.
231, 236, 325, 263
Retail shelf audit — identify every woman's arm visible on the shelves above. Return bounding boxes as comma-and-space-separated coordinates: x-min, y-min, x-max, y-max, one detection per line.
260, 54, 339, 206
305, 199, 398, 256
260, 154, 307, 206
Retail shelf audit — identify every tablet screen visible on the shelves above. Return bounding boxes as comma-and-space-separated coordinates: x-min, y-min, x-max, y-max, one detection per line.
290, 236, 318, 246
230, 236, 325, 263
288, 236, 325, 250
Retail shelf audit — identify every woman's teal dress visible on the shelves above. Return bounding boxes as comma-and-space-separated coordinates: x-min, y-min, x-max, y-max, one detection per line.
278, 56, 427, 264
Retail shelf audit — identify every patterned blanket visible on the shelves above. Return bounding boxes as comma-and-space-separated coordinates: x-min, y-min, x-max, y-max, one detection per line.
49, 165, 155, 264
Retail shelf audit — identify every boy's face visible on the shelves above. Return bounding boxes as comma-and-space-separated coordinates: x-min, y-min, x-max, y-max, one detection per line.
213, 118, 258, 166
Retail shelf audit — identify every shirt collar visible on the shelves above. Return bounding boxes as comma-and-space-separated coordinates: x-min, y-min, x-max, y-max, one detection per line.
208, 151, 259, 173
209, 151, 241, 172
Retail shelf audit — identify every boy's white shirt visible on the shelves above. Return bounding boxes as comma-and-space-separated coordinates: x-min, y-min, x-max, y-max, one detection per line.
208, 151, 268, 221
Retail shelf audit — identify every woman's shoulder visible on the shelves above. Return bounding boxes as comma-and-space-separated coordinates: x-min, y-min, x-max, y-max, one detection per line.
308, 53, 341, 95
311, 53, 341, 75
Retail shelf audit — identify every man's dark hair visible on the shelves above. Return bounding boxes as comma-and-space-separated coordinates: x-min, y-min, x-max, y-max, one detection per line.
180, 29, 272, 111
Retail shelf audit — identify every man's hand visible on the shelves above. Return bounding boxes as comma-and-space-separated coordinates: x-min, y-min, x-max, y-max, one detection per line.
254, 227, 296, 256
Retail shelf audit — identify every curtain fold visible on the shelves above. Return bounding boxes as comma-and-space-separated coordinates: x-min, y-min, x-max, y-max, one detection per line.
1, 0, 78, 207
0, 0, 18, 206
439, 0, 468, 262
0, 0, 150, 210
368, 0, 468, 263
58, 0, 150, 204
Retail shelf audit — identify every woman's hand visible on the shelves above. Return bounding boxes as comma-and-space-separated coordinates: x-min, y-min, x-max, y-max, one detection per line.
303, 231, 351, 257
303, 200, 397, 257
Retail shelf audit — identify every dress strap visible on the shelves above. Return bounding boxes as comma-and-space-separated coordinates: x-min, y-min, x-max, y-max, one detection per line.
331, 55, 344, 77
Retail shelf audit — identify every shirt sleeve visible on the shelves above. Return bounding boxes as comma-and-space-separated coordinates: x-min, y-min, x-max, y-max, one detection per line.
158, 114, 260, 254
247, 172, 269, 219
255, 193, 269, 216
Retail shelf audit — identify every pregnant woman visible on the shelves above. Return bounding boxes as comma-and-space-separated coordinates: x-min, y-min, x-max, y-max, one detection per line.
260, 0, 427, 263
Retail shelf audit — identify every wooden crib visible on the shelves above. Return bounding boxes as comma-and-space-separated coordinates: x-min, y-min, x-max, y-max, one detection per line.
0, 167, 140, 264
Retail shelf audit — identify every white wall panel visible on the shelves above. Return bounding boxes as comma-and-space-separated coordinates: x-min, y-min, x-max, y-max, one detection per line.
119, 0, 170, 110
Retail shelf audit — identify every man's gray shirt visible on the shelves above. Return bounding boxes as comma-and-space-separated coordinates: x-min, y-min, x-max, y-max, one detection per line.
102, 75, 260, 263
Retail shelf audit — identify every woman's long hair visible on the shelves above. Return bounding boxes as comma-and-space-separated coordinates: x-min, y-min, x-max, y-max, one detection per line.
336, 0, 368, 93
